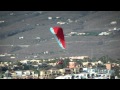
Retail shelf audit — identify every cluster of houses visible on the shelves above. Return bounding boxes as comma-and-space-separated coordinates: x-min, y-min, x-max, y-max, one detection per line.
55, 67, 116, 79
0, 56, 119, 79
3, 70, 38, 79
55, 69, 115, 79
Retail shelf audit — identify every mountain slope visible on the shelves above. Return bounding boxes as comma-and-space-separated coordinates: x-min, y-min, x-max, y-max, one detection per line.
0, 11, 120, 60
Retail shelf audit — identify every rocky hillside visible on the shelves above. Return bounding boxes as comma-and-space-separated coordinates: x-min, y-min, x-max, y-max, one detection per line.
0, 11, 120, 60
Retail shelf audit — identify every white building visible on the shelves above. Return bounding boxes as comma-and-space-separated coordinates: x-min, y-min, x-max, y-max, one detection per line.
99, 32, 110, 35
69, 56, 89, 60
20, 60, 29, 64
55, 76, 65, 79
15, 71, 22, 77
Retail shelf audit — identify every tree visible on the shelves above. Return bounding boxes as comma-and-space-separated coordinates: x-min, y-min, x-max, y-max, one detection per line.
91, 57, 97, 62
62, 59, 70, 68
76, 60, 83, 66
112, 66, 120, 78
56, 64, 63, 69
99, 55, 110, 63
97, 63, 106, 69
23, 64, 30, 70
15, 61, 22, 66
83, 57, 90, 62
1, 66, 8, 72
88, 62, 92, 67
32, 61, 37, 65
0, 67, 2, 72
114, 58, 120, 64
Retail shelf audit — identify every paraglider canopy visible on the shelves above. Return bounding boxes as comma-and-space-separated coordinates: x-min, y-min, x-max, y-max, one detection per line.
50, 26, 66, 49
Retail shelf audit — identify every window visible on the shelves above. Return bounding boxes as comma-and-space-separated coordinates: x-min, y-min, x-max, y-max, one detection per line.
71, 75, 74, 79
92, 74, 94, 77
87, 74, 90, 78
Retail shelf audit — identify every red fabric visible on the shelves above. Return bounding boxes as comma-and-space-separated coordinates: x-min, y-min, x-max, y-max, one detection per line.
53, 27, 66, 49
57, 60, 64, 64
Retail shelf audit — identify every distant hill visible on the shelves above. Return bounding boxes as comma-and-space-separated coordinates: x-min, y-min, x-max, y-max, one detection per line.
0, 11, 120, 60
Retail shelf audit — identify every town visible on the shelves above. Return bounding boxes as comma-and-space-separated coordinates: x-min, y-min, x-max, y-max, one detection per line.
0, 55, 120, 79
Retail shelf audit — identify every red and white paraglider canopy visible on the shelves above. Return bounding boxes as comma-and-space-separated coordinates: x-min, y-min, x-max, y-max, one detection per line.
50, 26, 66, 49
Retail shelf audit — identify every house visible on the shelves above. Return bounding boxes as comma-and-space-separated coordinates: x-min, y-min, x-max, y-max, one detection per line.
48, 68, 59, 75
39, 68, 63, 79
91, 62, 96, 66
0, 63, 5, 67
106, 63, 112, 70
39, 70, 47, 79
64, 68, 71, 74
15, 71, 22, 77
10, 71, 17, 78
59, 69, 65, 75
23, 70, 30, 76
82, 62, 89, 67
70, 67, 81, 74
21, 75, 26, 79
55, 76, 65, 79
64, 74, 72, 79
48, 63, 57, 66
69, 62, 77, 69
94, 73, 111, 79
32, 65, 38, 68
98, 61, 103, 64
69, 56, 89, 60
30, 60, 40, 63
55, 72, 89, 79
34, 74, 39, 78
20, 60, 29, 64
3, 77, 9, 79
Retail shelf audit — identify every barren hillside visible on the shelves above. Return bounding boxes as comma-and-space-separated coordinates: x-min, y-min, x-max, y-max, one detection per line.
0, 11, 120, 60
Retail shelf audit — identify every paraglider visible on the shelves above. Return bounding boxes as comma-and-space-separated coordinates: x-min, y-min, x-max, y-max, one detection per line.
50, 26, 66, 49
